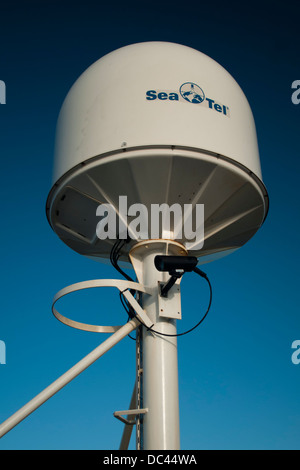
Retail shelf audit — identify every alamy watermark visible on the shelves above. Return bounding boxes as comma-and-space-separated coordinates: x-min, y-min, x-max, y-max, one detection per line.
291, 340, 300, 365
95, 196, 204, 250
291, 80, 300, 105
0, 340, 6, 365
0, 80, 6, 104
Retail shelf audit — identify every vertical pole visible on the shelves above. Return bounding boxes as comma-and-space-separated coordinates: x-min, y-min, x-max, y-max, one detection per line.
130, 241, 185, 450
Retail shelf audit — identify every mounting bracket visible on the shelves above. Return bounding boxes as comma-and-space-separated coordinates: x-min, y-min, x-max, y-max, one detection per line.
52, 279, 154, 332
114, 408, 148, 426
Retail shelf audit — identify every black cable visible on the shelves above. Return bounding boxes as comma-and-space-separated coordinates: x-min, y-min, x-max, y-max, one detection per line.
110, 238, 134, 283
110, 239, 212, 338
122, 270, 212, 338
110, 239, 137, 339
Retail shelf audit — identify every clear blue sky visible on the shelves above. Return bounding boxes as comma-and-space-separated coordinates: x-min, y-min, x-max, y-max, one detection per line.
0, 0, 299, 450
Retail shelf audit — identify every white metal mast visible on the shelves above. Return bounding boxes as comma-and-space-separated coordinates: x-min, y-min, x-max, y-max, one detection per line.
130, 240, 183, 449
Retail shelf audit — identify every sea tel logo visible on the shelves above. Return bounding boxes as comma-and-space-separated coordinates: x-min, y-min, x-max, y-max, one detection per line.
180, 82, 205, 103
146, 81, 230, 117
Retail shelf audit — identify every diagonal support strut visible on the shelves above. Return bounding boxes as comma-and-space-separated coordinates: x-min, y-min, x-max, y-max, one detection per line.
0, 318, 139, 439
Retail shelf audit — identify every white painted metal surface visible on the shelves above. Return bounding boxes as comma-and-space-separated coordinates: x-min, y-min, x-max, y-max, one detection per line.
130, 241, 184, 449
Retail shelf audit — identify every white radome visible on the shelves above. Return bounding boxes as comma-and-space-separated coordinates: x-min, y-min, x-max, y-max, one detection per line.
46, 42, 269, 264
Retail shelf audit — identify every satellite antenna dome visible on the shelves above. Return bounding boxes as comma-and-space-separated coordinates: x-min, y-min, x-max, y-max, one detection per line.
46, 42, 268, 264
1, 42, 269, 447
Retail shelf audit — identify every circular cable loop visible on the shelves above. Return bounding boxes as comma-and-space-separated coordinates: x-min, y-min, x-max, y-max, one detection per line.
52, 279, 149, 333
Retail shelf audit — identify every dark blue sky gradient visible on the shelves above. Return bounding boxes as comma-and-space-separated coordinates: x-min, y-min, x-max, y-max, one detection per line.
0, 0, 299, 450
